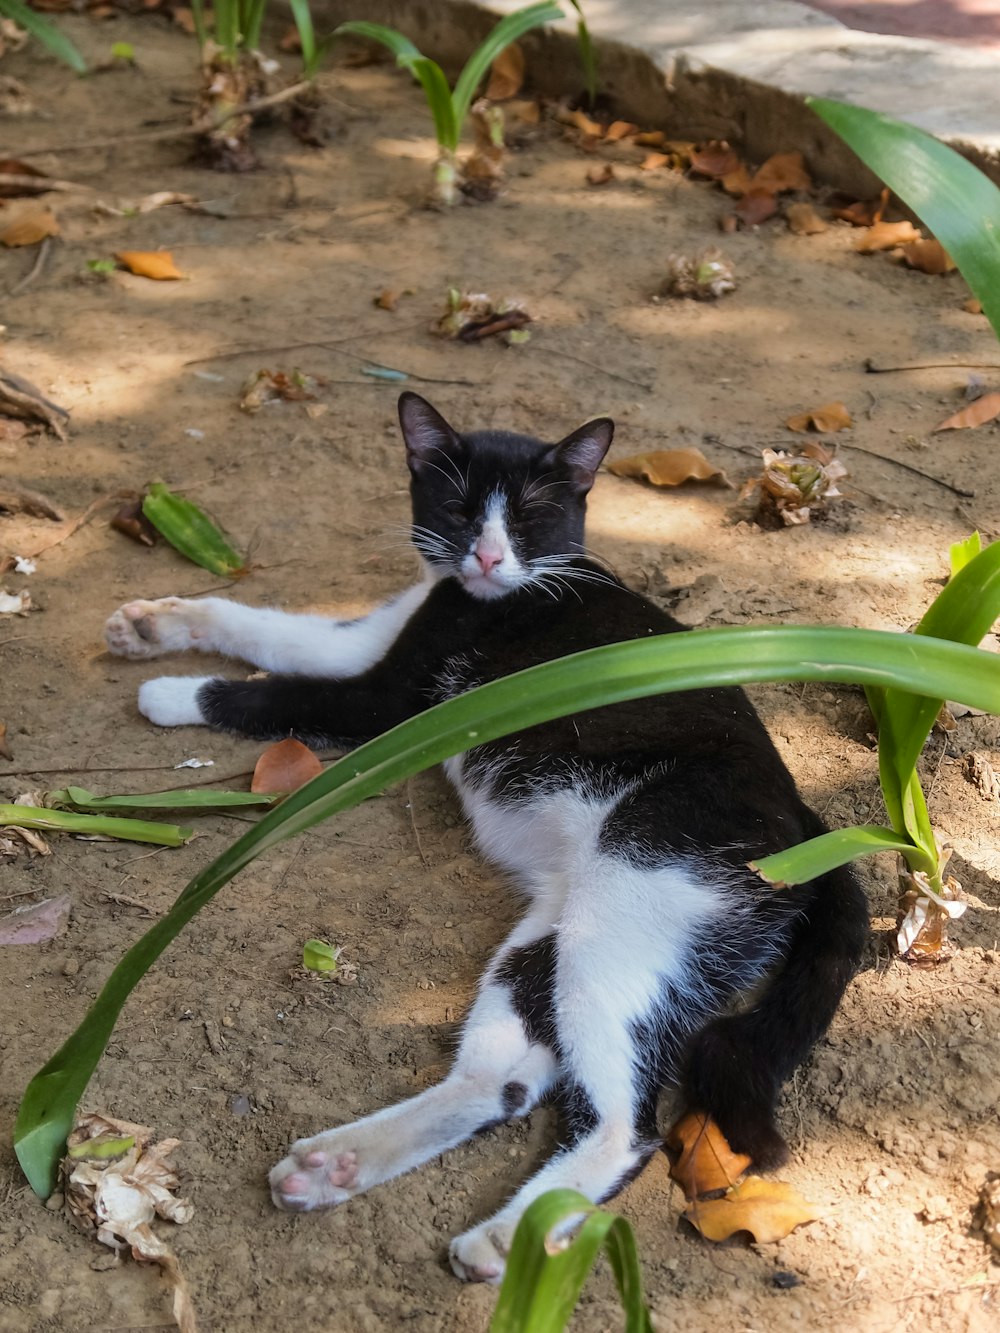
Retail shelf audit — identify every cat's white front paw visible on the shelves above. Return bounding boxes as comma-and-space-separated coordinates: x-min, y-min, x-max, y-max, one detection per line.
138, 677, 212, 727
105, 598, 207, 659
270, 1134, 362, 1212
449, 1219, 516, 1284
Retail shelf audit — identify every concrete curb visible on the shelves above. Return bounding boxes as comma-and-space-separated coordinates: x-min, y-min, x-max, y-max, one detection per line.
317, 0, 1000, 194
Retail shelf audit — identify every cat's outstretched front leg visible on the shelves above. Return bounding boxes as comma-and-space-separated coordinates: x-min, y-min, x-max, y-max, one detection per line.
105, 580, 434, 675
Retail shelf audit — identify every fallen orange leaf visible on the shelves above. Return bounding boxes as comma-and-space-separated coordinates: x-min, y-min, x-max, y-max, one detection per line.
374, 288, 400, 311
640, 152, 669, 171
683, 1175, 823, 1243
752, 150, 811, 194
607, 449, 729, 488
720, 165, 753, 197
0, 204, 59, 246
933, 391, 1000, 432
251, 738, 323, 794
634, 130, 666, 148
831, 187, 889, 227
689, 141, 741, 179
115, 250, 184, 280
899, 238, 956, 274
734, 187, 778, 227
855, 220, 922, 253
785, 401, 852, 433
665, 1112, 751, 1198
785, 201, 828, 235
604, 120, 638, 142
561, 107, 604, 138
485, 42, 524, 101
964, 297, 983, 314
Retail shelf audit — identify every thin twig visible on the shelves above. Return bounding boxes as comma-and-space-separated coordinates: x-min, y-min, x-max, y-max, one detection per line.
405, 778, 429, 869
535, 345, 653, 391
839, 444, 975, 499
100, 890, 159, 916
24, 494, 124, 561
866, 359, 1000, 374
183, 319, 431, 366
0, 172, 90, 194
17, 81, 310, 159
7, 236, 51, 298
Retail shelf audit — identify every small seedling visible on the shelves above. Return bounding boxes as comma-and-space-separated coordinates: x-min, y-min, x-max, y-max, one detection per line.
333, 4, 563, 206
567, 0, 598, 110
755, 534, 1000, 963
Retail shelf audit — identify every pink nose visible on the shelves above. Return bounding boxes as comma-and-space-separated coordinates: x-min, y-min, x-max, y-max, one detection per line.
475, 547, 502, 574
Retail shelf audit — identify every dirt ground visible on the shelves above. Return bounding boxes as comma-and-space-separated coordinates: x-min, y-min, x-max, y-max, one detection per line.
1, 16, 999, 1333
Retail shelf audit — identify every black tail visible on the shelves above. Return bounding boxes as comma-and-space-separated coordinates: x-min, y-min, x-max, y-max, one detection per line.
681, 864, 868, 1169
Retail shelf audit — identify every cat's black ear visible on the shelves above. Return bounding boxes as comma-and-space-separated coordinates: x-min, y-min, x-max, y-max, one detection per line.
554, 418, 614, 494
398, 392, 463, 477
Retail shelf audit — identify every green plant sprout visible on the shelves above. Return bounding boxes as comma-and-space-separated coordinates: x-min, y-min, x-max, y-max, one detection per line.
809, 98, 1000, 339
333, 4, 564, 206
566, 0, 597, 109
755, 535, 1000, 963
0, 0, 85, 72
187, 0, 272, 168
14, 608, 1000, 1196
490, 1190, 653, 1332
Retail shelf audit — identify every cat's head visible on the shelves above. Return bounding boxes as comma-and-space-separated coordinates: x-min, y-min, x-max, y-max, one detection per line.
398, 392, 614, 601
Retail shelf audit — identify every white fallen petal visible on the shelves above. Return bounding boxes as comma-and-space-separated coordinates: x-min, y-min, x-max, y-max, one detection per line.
13, 556, 35, 574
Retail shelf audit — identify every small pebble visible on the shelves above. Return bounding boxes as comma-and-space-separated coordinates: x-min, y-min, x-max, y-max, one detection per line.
230, 1094, 251, 1117
44, 1192, 64, 1212
62, 958, 79, 977
772, 1271, 801, 1290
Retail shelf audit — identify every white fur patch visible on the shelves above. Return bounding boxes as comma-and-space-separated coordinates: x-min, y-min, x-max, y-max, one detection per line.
138, 677, 211, 727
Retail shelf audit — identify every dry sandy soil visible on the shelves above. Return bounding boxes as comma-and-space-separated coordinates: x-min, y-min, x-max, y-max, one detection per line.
1, 16, 999, 1332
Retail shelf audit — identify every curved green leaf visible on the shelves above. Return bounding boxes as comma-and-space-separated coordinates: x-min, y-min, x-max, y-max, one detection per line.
808, 98, 1000, 341
13, 625, 1000, 1196
452, 2, 563, 132
752, 824, 925, 886
491, 1189, 653, 1333
333, 21, 457, 148
49, 786, 279, 811
0, 0, 86, 72
0, 804, 191, 847
142, 483, 247, 579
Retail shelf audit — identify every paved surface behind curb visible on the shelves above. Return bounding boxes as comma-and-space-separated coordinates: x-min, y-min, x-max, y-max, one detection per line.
321, 0, 1000, 191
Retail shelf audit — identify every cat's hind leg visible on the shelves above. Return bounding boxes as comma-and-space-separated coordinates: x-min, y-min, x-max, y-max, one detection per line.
449, 856, 726, 1284
269, 913, 560, 1260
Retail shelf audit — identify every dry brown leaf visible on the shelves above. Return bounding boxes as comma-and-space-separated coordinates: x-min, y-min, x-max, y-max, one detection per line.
683, 1175, 822, 1243
485, 42, 524, 101
855, 220, 922, 253
964, 297, 983, 314
115, 250, 184, 280
689, 141, 741, 179
604, 120, 638, 142
172, 6, 197, 33
278, 23, 302, 52
734, 188, 778, 227
0, 721, 10, 761
831, 187, 889, 226
785, 402, 852, 433
719, 165, 753, 197
375, 288, 400, 311
752, 150, 811, 194
239, 368, 321, 413
0, 158, 48, 198
507, 98, 540, 125
933, 391, 1000, 432
634, 130, 666, 148
639, 152, 669, 172
666, 1112, 751, 1198
899, 239, 956, 274
786, 201, 828, 235
559, 107, 604, 138
586, 163, 615, 186
0, 203, 59, 247
251, 738, 323, 794
111, 498, 158, 548
607, 448, 729, 488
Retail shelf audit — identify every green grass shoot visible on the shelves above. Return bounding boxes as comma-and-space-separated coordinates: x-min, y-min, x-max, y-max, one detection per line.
0, 0, 86, 72
0, 804, 192, 847
566, 1, 597, 108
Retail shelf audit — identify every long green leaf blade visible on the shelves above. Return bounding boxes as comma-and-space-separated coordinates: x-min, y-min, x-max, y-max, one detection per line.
452, 2, 563, 133
142, 483, 248, 579
288, 0, 318, 75
0, 805, 191, 846
808, 98, 1000, 341
13, 625, 1000, 1195
333, 22, 457, 148
51, 786, 279, 811
0, 0, 86, 72
753, 824, 923, 886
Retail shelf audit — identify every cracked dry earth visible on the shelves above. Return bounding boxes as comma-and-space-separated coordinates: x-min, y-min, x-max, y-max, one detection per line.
1, 15, 999, 1332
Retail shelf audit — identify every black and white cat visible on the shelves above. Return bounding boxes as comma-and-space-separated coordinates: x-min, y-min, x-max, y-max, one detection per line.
105, 393, 868, 1283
